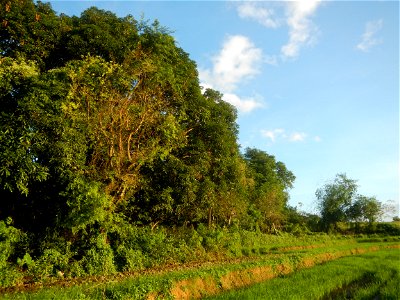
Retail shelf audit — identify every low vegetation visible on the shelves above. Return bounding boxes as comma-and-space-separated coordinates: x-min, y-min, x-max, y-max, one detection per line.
208, 248, 400, 300
1, 239, 398, 299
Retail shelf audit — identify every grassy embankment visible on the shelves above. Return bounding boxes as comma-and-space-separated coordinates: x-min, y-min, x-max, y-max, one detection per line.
208, 248, 400, 300
1, 236, 399, 300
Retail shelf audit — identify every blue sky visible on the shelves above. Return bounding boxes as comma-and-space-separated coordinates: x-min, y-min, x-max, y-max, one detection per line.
48, 1, 399, 216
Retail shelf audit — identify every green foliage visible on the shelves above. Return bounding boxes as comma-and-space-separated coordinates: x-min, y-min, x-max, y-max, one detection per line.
0, 219, 25, 287
316, 174, 386, 233
348, 195, 383, 224
316, 174, 358, 231
27, 249, 69, 280
375, 223, 400, 236
3, 239, 398, 299
0, 0, 61, 69
0, 57, 49, 196
61, 176, 111, 233
115, 247, 146, 272
244, 148, 295, 230
82, 245, 116, 276
208, 249, 400, 300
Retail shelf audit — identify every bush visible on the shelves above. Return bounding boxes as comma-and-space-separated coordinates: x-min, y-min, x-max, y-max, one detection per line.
27, 248, 70, 281
197, 225, 227, 252
115, 246, 146, 272
81, 233, 116, 276
375, 223, 400, 236
0, 218, 25, 287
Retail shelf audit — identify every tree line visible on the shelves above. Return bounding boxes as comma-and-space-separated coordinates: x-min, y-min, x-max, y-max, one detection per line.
0, 0, 394, 287
0, 0, 296, 234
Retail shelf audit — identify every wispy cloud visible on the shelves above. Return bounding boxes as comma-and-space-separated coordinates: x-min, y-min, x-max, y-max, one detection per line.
261, 128, 285, 142
201, 1, 324, 112
281, 0, 322, 59
199, 35, 264, 113
237, 2, 281, 29
289, 132, 307, 142
264, 55, 279, 66
314, 136, 322, 142
261, 129, 318, 143
356, 19, 384, 52
223, 93, 263, 113
235, 1, 322, 60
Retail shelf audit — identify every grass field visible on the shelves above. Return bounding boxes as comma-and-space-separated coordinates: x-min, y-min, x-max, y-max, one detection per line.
1, 240, 399, 299
207, 249, 400, 300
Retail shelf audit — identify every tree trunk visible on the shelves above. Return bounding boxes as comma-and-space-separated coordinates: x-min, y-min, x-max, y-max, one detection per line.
208, 207, 213, 228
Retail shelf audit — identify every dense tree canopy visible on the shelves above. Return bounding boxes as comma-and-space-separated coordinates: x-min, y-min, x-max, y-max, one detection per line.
244, 148, 295, 230
0, 0, 296, 241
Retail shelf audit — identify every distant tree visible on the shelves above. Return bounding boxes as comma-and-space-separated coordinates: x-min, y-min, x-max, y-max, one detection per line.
316, 173, 358, 231
347, 195, 383, 224
382, 200, 398, 221
244, 148, 295, 231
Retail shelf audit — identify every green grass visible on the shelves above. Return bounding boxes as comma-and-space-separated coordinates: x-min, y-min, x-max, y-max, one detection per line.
1, 242, 398, 300
207, 248, 400, 300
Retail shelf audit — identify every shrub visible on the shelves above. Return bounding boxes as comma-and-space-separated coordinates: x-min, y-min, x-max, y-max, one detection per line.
375, 223, 400, 236
115, 246, 146, 271
80, 233, 116, 276
0, 218, 25, 287
185, 228, 203, 249
27, 248, 70, 281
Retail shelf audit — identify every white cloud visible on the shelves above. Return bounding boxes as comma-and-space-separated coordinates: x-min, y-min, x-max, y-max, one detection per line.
261, 128, 285, 142
264, 55, 279, 66
203, 35, 263, 92
199, 35, 264, 113
235, 1, 322, 60
261, 129, 315, 143
314, 135, 322, 142
223, 93, 263, 113
237, 2, 280, 29
289, 132, 307, 142
356, 19, 383, 52
281, 0, 322, 59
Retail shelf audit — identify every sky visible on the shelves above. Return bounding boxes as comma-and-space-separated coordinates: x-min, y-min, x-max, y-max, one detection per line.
48, 0, 399, 216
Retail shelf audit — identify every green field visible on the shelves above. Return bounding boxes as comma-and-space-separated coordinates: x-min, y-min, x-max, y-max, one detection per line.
208, 249, 400, 300
1, 240, 399, 300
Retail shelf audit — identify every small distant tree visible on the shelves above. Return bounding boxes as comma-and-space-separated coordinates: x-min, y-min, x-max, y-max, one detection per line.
316, 173, 358, 231
360, 196, 383, 223
347, 195, 383, 224
382, 200, 398, 221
